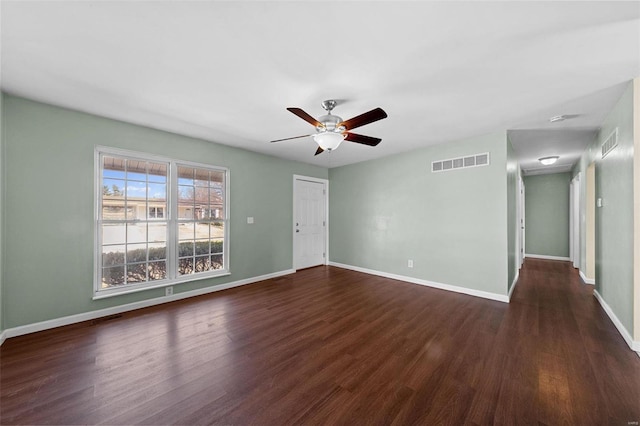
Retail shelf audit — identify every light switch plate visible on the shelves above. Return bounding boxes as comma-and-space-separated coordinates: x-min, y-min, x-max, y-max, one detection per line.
247, 217, 254, 224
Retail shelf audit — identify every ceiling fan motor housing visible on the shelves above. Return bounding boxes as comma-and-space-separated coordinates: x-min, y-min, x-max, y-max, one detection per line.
317, 114, 345, 132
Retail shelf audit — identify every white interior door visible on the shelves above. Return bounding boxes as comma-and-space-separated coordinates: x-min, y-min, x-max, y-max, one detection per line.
294, 177, 327, 270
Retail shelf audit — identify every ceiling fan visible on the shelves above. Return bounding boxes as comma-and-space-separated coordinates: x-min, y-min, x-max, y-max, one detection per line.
270, 100, 388, 156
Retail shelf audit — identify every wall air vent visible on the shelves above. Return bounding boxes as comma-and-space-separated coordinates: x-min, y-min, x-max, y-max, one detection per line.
601, 128, 618, 159
431, 152, 490, 173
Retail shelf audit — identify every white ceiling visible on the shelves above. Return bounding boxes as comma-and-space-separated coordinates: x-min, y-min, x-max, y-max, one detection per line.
1, 1, 639, 171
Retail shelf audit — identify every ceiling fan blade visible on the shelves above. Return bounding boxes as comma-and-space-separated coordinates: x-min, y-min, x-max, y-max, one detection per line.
314, 147, 324, 156
287, 107, 324, 128
339, 107, 387, 131
270, 134, 313, 143
344, 132, 382, 146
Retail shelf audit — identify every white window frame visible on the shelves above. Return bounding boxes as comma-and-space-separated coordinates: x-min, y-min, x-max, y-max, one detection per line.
94, 146, 230, 299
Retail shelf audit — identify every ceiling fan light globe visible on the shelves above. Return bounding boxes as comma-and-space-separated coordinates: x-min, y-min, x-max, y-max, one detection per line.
314, 132, 346, 151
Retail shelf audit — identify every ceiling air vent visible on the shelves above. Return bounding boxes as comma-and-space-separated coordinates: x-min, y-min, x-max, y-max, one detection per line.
601, 128, 618, 159
432, 152, 490, 173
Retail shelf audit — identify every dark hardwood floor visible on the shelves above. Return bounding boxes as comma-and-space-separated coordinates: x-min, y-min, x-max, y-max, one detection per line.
2, 259, 640, 425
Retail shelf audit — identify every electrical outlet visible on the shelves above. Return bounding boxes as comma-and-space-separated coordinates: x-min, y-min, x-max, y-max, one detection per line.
165, 286, 173, 296
408, 259, 414, 268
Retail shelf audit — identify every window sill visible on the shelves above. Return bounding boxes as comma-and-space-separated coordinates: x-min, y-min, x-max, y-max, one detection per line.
92, 271, 231, 300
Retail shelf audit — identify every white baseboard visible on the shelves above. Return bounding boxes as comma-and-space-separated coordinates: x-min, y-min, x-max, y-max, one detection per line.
593, 290, 640, 353
1, 269, 295, 345
329, 262, 509, 303
579, 269, 596, 285
525, 253, 571, 261
508, 271, 520, 300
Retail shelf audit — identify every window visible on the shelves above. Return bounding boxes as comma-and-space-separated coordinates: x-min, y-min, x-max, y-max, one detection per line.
148, 207, 164, 218
96, 148, 228, 298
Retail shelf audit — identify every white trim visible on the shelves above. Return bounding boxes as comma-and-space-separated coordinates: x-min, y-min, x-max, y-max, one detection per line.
579, 270, 595, 285
293, 175, 329, 270
593, 290, 640, 353
0, 330, 6, 346
0, 269, 294, 344
329, 262, 509, 303
524, 253, 571, 261
508, 271, 520, 300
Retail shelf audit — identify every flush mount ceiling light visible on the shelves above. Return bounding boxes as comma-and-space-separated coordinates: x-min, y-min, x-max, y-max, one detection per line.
539, 156, 559, 165
549, 115, 567, 123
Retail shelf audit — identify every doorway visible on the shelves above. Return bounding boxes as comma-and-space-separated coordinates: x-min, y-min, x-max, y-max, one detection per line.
517, 175, 525, 267
585, 163, 596, 282
293, 175, 328, 270
570, 173, 581, 268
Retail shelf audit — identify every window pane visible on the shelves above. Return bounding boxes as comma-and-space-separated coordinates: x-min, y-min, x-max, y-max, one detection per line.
210, 170, 225, 184
210, 222, 224, 241
194, 168, 209, 187
211, 239, 224, 255
148, 244, 166, 261
127, 180, 147, 199
102, 202, 127, 220
178, 166, 194, 185
179, 257, 194, 275
178, 242, 194, 258
103, 223, 126, 245
195, 222, 210, 239
103, 156, 125, 179
148, 261, 166, 281
127, 223, 147, 244
126, 243, 147, 264
210, 188, 224, 219
127, 263, 147, 283
103, 178, 126, 198
194, 187, 209, 206
148, 183, 167, 203
179, 222, 195, 240
195, 239, 210, 255
148, 223, 167, 244
211, 254, 223, 269
126, 159, 147, 182
102, 266, 125, 288
178, 186, 195, 219
148, 162, 167, 183
194, 255, 211, 272
102, 245, 125, 266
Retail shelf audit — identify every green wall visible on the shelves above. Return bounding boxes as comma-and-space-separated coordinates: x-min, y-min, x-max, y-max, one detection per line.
2, 95, 327, 329
573, 81, 634, 334
523, 173, 571, 258
506, 137, 519, 290
329, 131, 510, 297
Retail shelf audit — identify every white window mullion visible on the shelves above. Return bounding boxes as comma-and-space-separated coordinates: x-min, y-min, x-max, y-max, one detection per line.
167, 160, 178, 280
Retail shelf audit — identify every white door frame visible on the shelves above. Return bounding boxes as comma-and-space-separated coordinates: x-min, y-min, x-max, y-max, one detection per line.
293, 175, 329, 270
570, 173, 581, 268
518, 174, 525, 267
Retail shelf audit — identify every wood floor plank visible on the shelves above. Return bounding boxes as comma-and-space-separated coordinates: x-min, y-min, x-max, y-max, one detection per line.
2, 259, 640, 425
